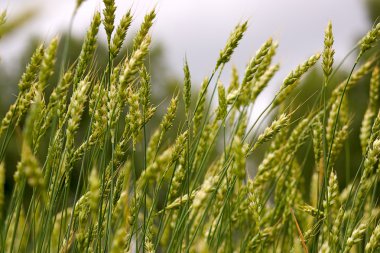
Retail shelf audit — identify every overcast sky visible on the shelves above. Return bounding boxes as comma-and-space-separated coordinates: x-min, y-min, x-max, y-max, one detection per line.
0, 0, 372, 113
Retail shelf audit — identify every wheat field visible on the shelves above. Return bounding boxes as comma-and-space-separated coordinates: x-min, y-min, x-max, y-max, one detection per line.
0, 1, 380, 252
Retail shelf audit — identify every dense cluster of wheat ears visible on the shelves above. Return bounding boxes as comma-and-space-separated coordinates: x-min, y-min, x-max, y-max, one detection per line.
0, 1, 380, 252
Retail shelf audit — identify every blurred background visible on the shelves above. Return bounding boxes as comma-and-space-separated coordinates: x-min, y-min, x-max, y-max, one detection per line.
0, 0, 379, 192
0, 0, 375, 97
